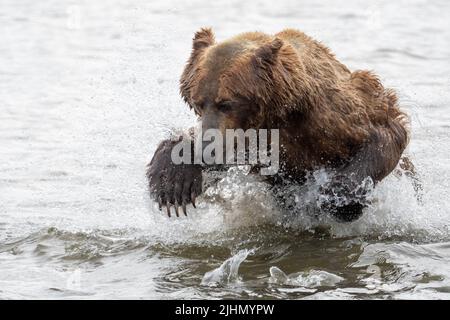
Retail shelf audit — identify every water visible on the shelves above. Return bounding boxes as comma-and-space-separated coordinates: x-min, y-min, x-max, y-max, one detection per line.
1, 0, 450, 299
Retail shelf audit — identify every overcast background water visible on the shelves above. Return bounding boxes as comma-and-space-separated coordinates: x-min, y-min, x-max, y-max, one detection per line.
1, 0, 450, 299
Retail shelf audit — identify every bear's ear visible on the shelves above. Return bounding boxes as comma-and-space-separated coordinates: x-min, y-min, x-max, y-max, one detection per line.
192, 27, 215, 50
254, 38, 283, 65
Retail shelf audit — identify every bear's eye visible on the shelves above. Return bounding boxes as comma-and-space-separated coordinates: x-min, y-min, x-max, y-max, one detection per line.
217, 101, 234, 112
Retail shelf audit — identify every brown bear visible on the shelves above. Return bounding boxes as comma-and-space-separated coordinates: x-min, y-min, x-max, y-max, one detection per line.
146, 28, 411, 221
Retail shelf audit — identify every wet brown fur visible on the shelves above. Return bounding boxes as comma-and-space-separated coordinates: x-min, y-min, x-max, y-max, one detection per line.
180, 28, 409, 183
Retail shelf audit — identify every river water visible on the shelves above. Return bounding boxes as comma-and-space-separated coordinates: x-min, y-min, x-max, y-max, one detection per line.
1, 0, 450, 299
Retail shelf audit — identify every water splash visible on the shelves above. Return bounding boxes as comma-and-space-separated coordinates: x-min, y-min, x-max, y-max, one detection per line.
269, 266, 344, 288
197, 162, 448, 242
203, 166, 280, 228
201, 249, 253, 287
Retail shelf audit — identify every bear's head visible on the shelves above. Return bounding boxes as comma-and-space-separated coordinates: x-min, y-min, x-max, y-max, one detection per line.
180, 28, 305, 136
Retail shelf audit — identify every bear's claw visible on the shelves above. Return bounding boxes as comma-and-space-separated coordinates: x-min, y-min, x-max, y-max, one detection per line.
147, 139, 203, 218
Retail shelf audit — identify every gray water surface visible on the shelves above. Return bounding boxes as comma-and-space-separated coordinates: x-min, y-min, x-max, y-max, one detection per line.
1, 0, 450, 299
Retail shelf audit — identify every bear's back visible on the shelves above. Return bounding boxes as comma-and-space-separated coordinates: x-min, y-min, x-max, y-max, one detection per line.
276, 29, 351, 83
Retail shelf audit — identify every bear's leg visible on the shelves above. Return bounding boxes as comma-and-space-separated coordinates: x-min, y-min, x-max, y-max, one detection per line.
318, 173, 370, 222
320, 127, 408, 222
147, 138, 203, 217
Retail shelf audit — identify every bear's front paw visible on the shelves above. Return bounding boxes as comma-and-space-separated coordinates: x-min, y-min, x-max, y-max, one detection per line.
318, 174, 369, 222
147, 139, 202, 217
